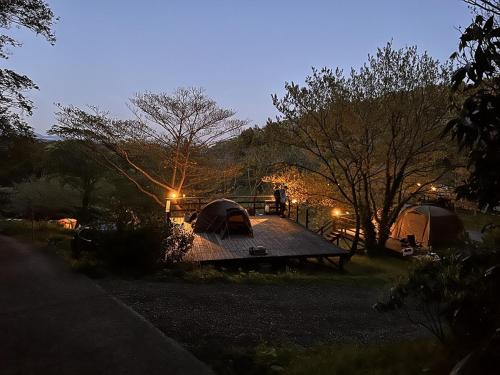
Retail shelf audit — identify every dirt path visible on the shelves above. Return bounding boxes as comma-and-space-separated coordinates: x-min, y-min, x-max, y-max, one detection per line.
98, 278, 425, 350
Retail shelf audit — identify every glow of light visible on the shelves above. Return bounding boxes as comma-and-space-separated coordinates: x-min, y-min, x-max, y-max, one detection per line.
182, 194, 186, 198
417, 183, 422, 187
170, 192, 177, 199
431, 186, 437, 192
333, 208, 341, 217
345, 211, 350, 215
291, 199, 298, 204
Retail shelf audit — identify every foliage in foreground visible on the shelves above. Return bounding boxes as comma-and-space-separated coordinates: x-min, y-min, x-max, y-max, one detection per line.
447, 3, 500, 209
377, 245, 500, 374
195, 340, 450, 375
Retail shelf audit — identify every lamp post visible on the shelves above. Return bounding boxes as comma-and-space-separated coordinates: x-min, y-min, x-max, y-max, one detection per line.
166, 192, 179, 222
165, 198, 171, 221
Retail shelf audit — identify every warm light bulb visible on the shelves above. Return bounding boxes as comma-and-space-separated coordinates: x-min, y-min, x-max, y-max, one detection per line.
171, 193, 177, 199
291, 199, 298, 204
431, 186, 437, 192
333, 208, 341, 217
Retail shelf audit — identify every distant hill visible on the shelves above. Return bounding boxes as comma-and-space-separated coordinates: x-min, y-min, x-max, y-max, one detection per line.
35, 133, 61, 142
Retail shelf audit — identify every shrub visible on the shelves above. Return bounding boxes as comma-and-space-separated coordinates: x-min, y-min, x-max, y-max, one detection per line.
80, 219, 193, 272
160, 223, 194, 265
97, 224, 166, 272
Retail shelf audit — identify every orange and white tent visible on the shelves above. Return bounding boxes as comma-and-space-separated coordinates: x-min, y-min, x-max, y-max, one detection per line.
387, 205, 464, 250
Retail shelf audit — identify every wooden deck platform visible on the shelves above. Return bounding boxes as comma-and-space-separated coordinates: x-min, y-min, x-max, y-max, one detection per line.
184, 215, 349, 263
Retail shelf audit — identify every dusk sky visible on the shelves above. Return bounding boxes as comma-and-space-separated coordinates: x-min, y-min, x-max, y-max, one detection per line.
7, 0, 472, 134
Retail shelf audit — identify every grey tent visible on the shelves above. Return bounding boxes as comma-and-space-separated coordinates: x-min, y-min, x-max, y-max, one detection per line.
386, 205, 464, 251
193, 199, 253, 239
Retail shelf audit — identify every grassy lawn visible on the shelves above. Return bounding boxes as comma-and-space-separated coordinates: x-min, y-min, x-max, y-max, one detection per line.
197, 339, 451, 375
154, 254, 411, 286
458, 211, 500, 231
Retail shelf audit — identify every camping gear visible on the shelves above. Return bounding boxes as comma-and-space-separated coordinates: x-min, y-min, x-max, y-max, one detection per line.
249, 245, 267, 256
193, 199, 253, 239
401, 247, 414, 257
386, 205, 465, 252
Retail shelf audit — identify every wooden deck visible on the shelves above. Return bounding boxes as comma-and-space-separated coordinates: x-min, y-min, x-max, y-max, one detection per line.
184, 215, 349, 263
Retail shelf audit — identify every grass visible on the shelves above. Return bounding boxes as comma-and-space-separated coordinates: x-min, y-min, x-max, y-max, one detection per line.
0, 219, 100, 273
154, 255, 411, 286
458, 211, 500, 231
0, 219, 72, 244
194, 339, 452, 375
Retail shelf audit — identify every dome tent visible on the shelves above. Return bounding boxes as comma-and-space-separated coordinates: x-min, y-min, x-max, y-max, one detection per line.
386, 205, 464, 251
193, 199, 253, 239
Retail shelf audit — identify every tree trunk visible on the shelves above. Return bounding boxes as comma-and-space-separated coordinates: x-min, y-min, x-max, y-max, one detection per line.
79, 180, 94, 224
376, 221, 392, 253
360, 205, 378, 255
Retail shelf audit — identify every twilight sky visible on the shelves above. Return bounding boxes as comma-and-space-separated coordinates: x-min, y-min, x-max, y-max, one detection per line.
6, 0, 472, 134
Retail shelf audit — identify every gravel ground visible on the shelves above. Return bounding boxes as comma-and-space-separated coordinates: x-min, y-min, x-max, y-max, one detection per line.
98, 279, 426, 349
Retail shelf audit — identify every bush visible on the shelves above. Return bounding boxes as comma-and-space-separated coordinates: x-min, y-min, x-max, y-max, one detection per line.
160, 223, 194, 265
97, 224, 167, 272
80, 219, 193, 273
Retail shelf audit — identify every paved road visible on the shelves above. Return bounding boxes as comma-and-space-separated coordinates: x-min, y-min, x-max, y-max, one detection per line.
0, 235, 212, 375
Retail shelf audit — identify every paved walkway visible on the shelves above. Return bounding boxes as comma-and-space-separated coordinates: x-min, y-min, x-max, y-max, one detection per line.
0, 235, 212, 375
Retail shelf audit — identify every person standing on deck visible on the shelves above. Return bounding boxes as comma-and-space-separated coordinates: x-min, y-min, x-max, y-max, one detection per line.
273, 185, 281, 215
279, 185, 287, 217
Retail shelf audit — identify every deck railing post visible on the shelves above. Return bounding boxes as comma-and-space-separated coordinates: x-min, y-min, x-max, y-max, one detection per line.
305, 208, 309, 229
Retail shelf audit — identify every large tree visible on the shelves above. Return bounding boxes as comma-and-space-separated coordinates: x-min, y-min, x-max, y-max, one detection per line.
44, 140, 106, 222
272, 44, 453, 254
50, 88, 246, 207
